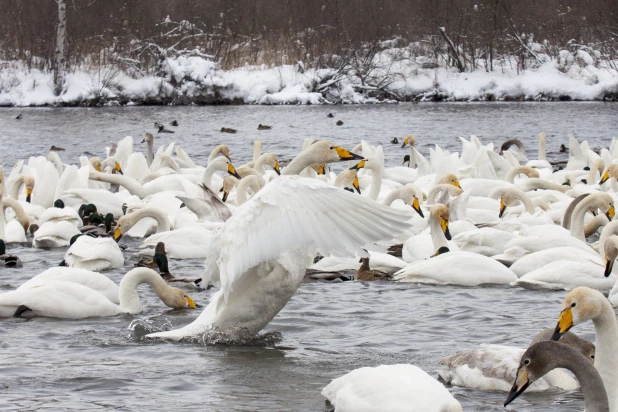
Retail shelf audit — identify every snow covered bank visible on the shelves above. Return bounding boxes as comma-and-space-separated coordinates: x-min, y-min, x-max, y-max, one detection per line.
1, 51, 617, 107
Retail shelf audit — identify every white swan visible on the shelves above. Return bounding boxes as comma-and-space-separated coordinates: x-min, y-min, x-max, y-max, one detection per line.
18, 267, 120, 304
394, 247, 517, 286
64, 235, 124, 272
146, 175, 411, 341
551, 286, 618, 412
32, 220, 80, 248
322, 364, 462, 412
0, 267, 197, 319
401, 203, 455, 261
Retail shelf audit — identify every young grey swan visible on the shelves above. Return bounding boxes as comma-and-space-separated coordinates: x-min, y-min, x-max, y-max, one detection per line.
505, 341, 609, 412
438, 328, 594, 392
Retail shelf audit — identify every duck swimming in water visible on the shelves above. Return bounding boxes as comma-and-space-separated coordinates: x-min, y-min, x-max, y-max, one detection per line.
0, 240, 22, 268
136, 242, 203, 288
356, 256, 393, 281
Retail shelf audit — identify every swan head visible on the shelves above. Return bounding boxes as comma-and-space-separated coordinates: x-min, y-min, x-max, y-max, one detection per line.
306, 141, 363, 164
437, 173, 461, 189
211, 157, 241, 179
314, 164, 327, 175
90, 157, 102, 172
161, 287, 198, 310
23, 176, 35, 203
505, 341, 570, 407
593, 193, 615, 221
401, 134, 415, 148
260, 153, 281, 175
219, 145, 231, 161
142, 133, 153, 143
334, 170, 360, 194
400, 184, 424, 217
600, 163, 618, 185
551, 287, 606, 341
499, 187, 528, 218
221, 176, 239, 202
604, 235, 618, 277
431, 203, 451, 240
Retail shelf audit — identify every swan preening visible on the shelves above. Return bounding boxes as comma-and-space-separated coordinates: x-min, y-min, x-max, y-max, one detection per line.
3, 129, 618, 410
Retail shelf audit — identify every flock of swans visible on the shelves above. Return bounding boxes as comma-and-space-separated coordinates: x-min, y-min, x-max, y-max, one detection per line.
2, 128, 618, 411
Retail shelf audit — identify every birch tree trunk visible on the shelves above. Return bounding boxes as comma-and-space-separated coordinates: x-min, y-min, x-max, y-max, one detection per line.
53, 0, 67, 96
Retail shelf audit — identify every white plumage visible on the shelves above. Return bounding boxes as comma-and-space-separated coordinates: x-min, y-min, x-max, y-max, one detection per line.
147, 176, 412, 340
322, 364, 462, 412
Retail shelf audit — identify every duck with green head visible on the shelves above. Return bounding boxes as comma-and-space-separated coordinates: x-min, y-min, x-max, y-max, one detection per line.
137, 242, 204, 289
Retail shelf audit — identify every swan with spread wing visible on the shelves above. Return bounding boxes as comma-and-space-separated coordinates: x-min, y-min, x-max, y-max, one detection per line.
148, 143, 412, 340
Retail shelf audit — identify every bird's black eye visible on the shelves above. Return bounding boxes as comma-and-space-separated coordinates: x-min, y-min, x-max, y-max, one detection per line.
329, 146, 334, 150
572, 302, 577, 307
591, 355, 595, 359
524, 359, 530, 365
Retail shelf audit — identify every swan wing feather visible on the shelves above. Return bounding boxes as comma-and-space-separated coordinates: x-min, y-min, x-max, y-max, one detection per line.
217, 176, 412, 299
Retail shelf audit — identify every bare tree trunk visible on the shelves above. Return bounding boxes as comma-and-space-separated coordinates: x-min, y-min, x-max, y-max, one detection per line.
438, 26, 465, 72
53, 0, 67, 96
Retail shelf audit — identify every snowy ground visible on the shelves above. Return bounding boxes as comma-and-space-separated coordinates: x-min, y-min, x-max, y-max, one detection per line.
1, 48, 617, 106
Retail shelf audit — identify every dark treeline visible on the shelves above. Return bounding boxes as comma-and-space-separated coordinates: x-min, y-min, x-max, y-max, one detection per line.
1, 0, 617, 74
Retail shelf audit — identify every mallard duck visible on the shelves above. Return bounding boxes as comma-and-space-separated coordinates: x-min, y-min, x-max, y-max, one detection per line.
336, 120, 344, 126
0, 240, 22, 268
80, 212, 115, 236
170, 120, 179, 126
257, 124, 272, 130
327, 113, 334, 118
220, 127, 237, 134
78, 203, 98, 221
136, 242, 203, 288
155, 122, 174, 133
15, 114, 22, 120
391, 137, 399, 144
356, 256, 393, 281
50, 145, 65, 151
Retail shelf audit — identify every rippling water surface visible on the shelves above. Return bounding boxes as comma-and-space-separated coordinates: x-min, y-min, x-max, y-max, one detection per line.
0, 103, 615, 411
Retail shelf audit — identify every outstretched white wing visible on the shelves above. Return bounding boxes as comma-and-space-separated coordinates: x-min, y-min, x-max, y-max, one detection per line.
217, 176, 412, 298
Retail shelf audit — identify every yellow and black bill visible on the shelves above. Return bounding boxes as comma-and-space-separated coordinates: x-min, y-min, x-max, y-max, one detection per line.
332, 146, 364, 161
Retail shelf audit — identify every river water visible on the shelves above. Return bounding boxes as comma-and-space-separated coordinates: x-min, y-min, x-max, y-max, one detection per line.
0, 102, 616, 411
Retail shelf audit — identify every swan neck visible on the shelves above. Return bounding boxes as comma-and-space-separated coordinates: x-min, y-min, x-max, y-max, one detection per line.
538, 137, 546, 160
283, 151, 318, 175
118, 268, 170, 314
430, 216, 448, 251
3, 198, 29, 230
382, 189, 400, 206
552, 345, 609, 412
146, 141, 153, 167
89, 171, 146, 198
202, 162, 221, 187
571, 196, 597, 241
518, 192, 536, 214
253, 141, 262, 162
130, 208, 171, 233
368, 165, 382, 201
9, 175, 24, 200
592, 300, 618, 412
